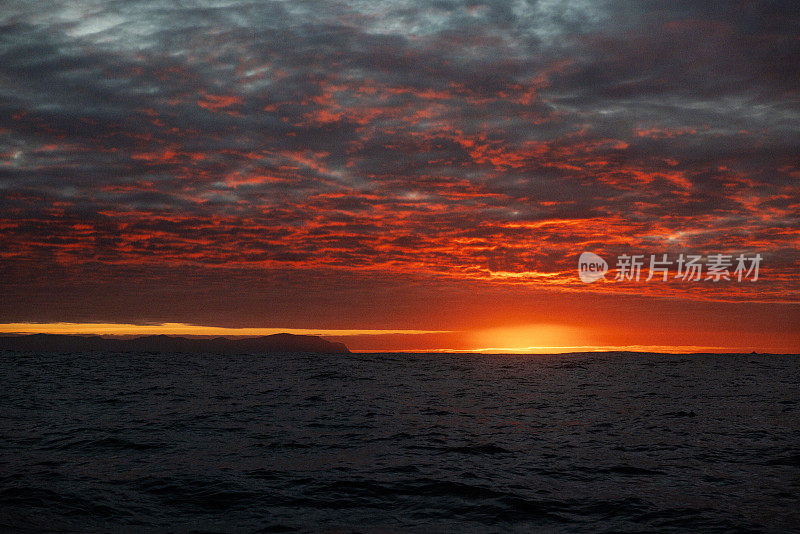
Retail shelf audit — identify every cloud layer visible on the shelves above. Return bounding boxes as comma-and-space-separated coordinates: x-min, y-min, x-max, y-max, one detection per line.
1, 0, 798, 321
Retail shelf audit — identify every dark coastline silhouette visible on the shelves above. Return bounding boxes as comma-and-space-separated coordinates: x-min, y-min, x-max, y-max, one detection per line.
0, 333, 350, 354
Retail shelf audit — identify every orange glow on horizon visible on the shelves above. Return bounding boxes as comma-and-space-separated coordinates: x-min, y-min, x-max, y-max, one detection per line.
469, 324, 596, 351
0, 322, 449, 337
0, 322, 795, 354
364, 345, 739, 354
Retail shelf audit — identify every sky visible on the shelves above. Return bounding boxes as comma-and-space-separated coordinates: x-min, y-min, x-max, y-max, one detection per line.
0, 0, 798, 352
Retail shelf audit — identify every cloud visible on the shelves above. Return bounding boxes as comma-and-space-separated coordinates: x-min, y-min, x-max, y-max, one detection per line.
0, 0, 798, 320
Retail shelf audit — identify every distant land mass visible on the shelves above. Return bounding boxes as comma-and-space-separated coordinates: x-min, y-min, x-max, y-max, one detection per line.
0, 333, 350, 354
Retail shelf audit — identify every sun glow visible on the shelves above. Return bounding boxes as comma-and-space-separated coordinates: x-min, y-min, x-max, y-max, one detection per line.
469, 323, 594, 352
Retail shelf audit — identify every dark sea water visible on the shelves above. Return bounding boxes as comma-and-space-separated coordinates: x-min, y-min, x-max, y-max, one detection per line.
1, 351, 798, 533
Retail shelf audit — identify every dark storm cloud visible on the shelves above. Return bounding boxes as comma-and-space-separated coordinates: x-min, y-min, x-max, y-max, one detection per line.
0, 0, 798, 305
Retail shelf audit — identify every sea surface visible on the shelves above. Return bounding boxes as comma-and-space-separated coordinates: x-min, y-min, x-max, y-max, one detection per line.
1, 351, 798, 533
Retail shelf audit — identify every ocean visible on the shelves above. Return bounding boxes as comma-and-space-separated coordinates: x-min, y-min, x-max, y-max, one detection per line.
1, 351, 798, 532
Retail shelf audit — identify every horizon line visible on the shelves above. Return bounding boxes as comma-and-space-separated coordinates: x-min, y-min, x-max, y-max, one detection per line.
352, 345, 797, 354
0, 322, 451, 337
0, 323, 795, 355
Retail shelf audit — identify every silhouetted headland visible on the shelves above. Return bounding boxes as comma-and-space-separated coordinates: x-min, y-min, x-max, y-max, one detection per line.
0, 333, 350, 354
